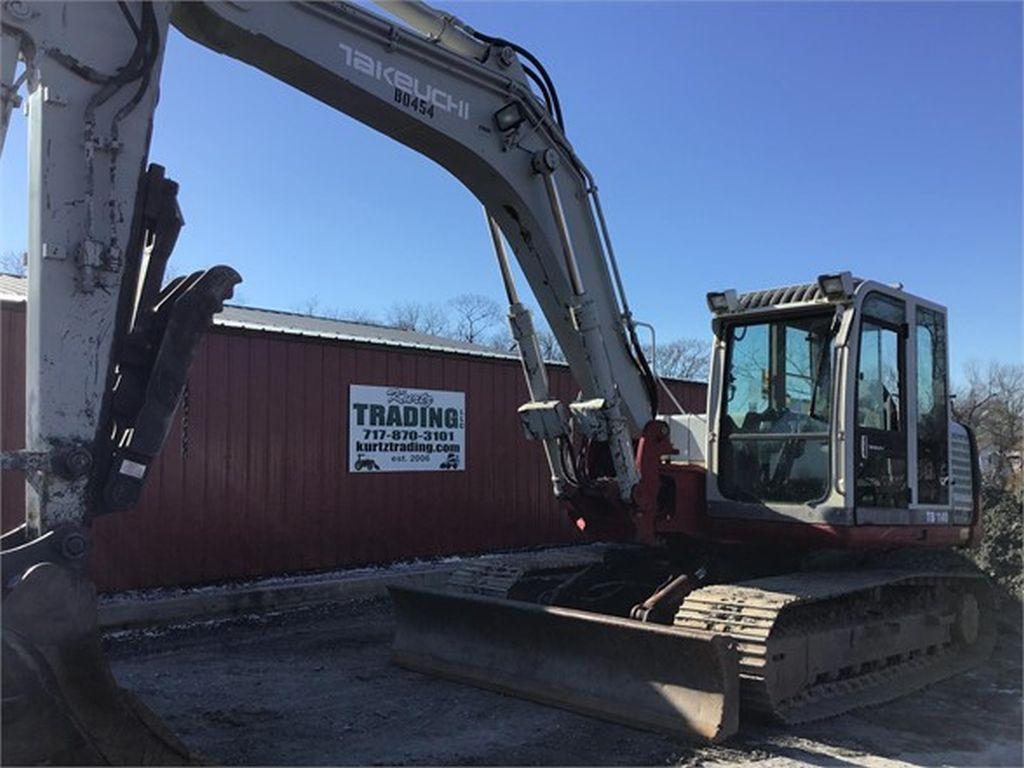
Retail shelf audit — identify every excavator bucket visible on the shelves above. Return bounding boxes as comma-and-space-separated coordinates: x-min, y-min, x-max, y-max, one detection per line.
2, 562, 195, 766
389, 585, 739, 742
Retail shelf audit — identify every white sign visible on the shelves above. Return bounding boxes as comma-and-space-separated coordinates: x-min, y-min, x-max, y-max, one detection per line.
348, 384, 465, 473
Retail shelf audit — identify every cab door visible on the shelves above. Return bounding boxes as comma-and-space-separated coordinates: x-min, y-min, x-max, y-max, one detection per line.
854, 292, 909, 509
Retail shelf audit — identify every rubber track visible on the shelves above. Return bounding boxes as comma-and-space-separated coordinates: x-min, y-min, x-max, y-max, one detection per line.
674, 569, 995, 724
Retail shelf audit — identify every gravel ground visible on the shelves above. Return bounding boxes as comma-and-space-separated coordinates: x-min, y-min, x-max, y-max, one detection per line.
106, 596, 1023, 767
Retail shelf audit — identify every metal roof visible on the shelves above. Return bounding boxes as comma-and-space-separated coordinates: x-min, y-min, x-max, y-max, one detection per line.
0, 273, 518, 361
214, 304, 518, 360
0, 273, 26, 301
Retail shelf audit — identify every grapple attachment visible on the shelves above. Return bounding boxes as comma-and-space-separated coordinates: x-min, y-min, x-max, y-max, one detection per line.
2, 562, 194, 765
389, 585, 739, 742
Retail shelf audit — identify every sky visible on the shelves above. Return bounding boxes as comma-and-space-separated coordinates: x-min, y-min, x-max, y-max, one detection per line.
1, 1, 1021, 377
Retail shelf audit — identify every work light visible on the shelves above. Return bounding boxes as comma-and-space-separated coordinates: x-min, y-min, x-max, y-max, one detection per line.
706, 289, 738, 314
817, 271, 854, 300
494, 102, 525, 132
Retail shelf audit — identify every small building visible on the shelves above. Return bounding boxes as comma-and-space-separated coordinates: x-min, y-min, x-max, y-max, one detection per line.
0, 275, 705, 592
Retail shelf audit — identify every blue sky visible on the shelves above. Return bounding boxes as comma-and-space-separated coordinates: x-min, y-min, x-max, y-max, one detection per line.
2, 1, 1021, 376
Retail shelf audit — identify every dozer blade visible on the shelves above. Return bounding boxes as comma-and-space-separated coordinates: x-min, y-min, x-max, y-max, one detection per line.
2, 563, 195, 766
389, 585, 739, 742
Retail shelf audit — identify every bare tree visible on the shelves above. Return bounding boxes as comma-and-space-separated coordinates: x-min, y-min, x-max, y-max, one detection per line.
1, 250, 26, 276
336, 307, 380, 324
294, 295, 378, 324
955, 361, 1024, 595
954, 361, 1024, 490
448, 293, 502, 344
386, 300, 450, 336
652, 338, 711, 381
487, 326, 515, 354
294, 295, 324, 317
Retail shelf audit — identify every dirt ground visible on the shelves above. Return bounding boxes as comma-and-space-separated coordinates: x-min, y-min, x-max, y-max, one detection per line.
106, 595, 1023, 767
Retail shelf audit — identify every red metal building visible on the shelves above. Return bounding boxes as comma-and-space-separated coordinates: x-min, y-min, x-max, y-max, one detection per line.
1, 276, 705, 592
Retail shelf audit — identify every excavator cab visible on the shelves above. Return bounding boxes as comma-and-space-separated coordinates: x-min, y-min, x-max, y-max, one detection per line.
690, 273, 978, 546
660, 274, 975, 544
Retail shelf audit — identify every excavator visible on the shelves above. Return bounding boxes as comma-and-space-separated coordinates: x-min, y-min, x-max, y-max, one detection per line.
0, 0, 992, 763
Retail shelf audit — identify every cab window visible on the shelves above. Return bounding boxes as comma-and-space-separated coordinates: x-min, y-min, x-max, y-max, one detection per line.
857, 321, 902, 431
916, 307, 949, 505
854, 292, 908, 507
719, 313, 834, 504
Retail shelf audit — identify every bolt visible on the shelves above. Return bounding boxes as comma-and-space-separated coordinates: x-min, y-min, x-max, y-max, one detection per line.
60, 531, 88, 561
532, 148, 559, 174
498, 46, 515, 68
5, 1, 31, 20
62, 446, 93, 479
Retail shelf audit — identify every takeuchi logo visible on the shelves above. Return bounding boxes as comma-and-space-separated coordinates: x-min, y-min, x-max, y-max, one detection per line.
337, 42, 470, 120
386, 389, 434, 407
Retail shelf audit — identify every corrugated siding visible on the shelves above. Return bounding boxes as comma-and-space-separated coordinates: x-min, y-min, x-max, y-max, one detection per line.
1, 302, 25, 531
1, 302, 705, 592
